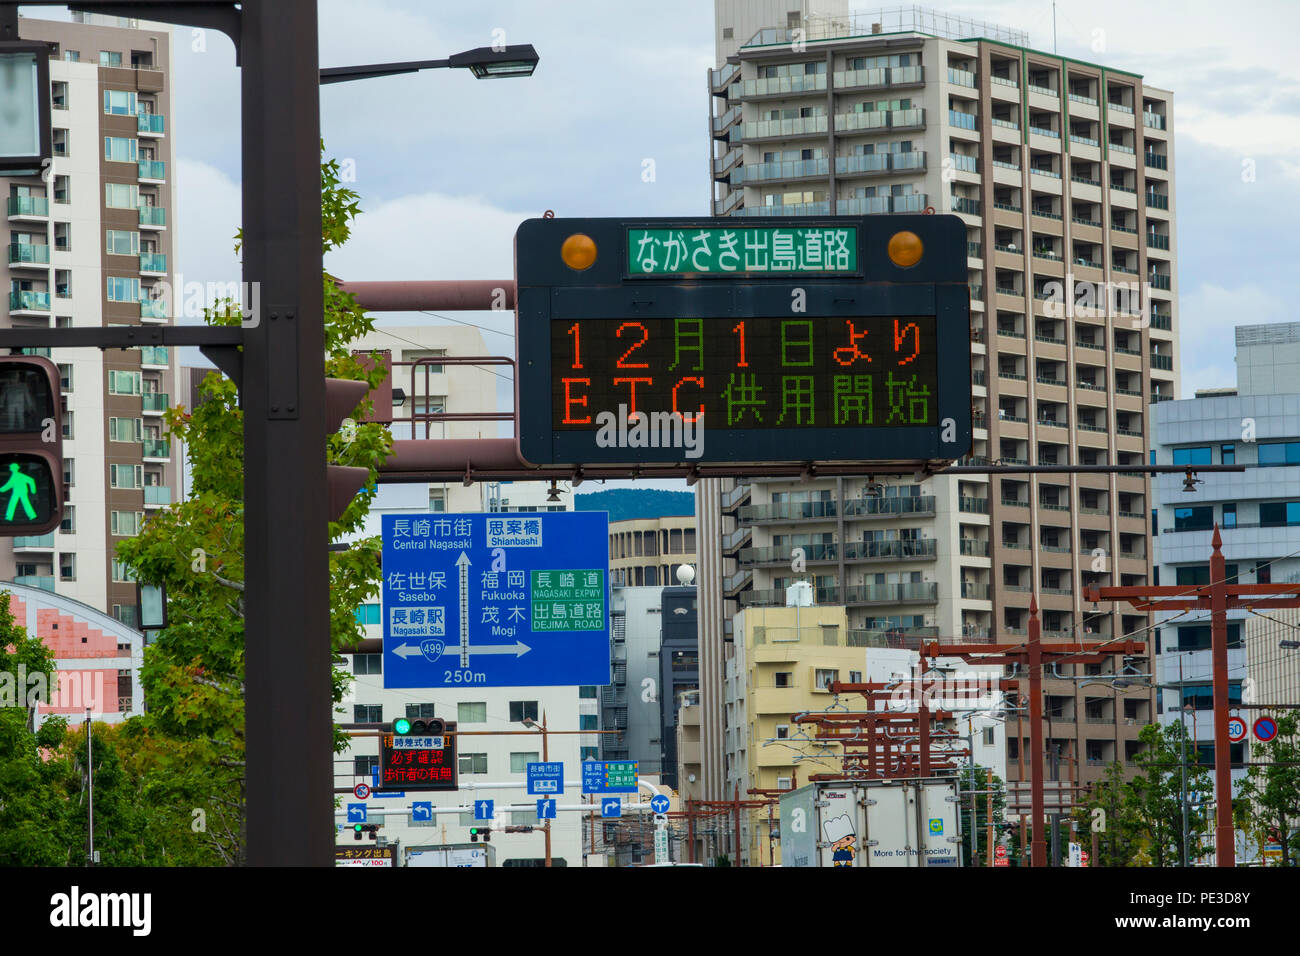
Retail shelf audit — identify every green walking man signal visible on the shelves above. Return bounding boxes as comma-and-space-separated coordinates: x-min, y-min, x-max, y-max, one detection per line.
0, 356, 64, 535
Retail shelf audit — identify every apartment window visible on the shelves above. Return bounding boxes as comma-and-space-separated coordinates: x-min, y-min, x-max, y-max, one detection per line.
109, 464, 143, 489
581, 746, 599, 761
849, 670, 863, 684
775, 725, 790, 739
54, 175, 70, 203
406, 703, 436, 720
60, 553, 75, 581
105, 182, 140, 210
774, 671, 793, 688
104, 136, 138, 164
404, 348, 445, 374
52, 129, 68, 156
776, 776, 793, 790
61, 410, 74, 439
1258, 442, 1300, 467
107, 276, 140, 302
429, 488, 446, 512
457, 701, 487, 723
1222, 502, 1237, 529
353, 755, 378, 776
55, 270, 71, 298
510, 752, 540, 774
63, 50, 79, 62
1173, 506, 1213, 532
108, 417, 143, 442
351, 653, 382, 675
1260, 501, 1300, 527
983, 726, 996, 745
1171, 446, 1211, 466
1220, 444, 1235, 465
352, 603, 380, 625
509, 700, 539, 723
59, 504, 75, 533
110, 511, 143, 536
459, 753, 488, 775
105, 229, 140, 256
814, 668, 839, 690
578, 685, 598, 699
108, 369, 141, 394
103, 89, 138, 115
579, 714, 598, 731
99, 51, 123, 67
111, 561, 135, 583
58, 364, 72, 392
51, 81, 68, 109
1257, 561, 1272, 585
353, 704, 382, 723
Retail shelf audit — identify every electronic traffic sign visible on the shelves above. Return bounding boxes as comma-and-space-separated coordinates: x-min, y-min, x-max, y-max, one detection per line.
381, 511, 611, 688
514, 216, 972, 468
377, 720, 458, 792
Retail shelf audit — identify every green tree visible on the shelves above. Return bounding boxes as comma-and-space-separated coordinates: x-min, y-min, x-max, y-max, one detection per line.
0, 595, 71, 865
113, 149, 391, 864
1126, 721, 1213, 866
1073, 760, 1143, 867
957, 765, 1005, 865
1236, 712, 1300, 866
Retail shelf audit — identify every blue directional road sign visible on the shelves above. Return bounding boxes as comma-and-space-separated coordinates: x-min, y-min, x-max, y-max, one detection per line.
527, 761, 565, 795
412, 801, 433, 822
474, 799, 495, 821
650, 794, 670, 816
371, 768, 403, 798
601, 798, 622, 818
582, 759, 639, 794
537, 798, 557, 820
382, 512, 611, 688
347, 804, 367, 823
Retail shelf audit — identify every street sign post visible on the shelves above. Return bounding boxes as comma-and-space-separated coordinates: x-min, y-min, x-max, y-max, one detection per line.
654, 821, 669, 863
527, 761, 565, 795
582, 759, 639, 794
381, 512, 611, 687
650, 794, 670, 816
514, 215, 972, 468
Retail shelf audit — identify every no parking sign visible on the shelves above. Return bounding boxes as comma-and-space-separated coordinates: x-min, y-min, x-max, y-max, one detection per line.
1254, 716, 1279, 743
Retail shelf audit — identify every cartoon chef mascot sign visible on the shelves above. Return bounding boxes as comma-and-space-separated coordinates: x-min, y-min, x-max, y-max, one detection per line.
823, 813, 856, 867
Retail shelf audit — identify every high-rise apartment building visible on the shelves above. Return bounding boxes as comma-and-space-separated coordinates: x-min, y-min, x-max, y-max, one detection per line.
698, 3, 1177, 807
1, 13, 178, 625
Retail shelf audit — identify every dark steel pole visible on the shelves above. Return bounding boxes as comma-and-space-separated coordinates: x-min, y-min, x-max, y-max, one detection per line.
1208, 527, 1235, 866
241, 0, 332, 865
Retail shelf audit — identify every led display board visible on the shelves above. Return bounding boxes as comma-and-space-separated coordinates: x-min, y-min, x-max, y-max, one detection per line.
377, 720, 458, 791
515, 216, 971, 468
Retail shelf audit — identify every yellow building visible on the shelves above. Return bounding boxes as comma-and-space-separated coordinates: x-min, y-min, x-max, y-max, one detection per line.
608, 515, 697, 587
724, 603, 872, 864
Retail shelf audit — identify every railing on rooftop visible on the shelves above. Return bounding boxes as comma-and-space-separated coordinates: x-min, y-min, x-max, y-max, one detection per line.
740, 8, 1027, 49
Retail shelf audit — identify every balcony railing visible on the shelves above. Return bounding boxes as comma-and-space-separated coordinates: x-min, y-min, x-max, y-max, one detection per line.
1028, 126, 1059, 139
1151, 353, 1173, 370
738, 501, 836, 523
142, 438, 170, 458
140, 251, 167, 273
1144, 151, 1168, 170
990, 116, 1019, 130
949, 153, 978, 173
735, 73, 827, 98
139, 205, 167, 227
142, 392, 170, 412
843, 582, 939, 605
952, 196, 981, 215
9, 290, 50, 311
1146, 192, 1170, 210
14, 575, 55, 592
137, 112, 166, 134
948, 109, 977, 131
845, 626, 940, 649
1149, 273, 1172, 290
843, 538, 938, 562
138, 159, 166, 180
990, 75, 1018, 90
947, 67, 976, 87
1068, 92, 1098, 106
1150, 314, 1172, 331
843, 495, 936, 518
7, 195, 48, 217
8, 243, 50, 264
1108, 101, 1134, 114
1147, 233, 1170, 250
1142, 111, 1167, 130
144, 485, 172, 506
140, 298, 168, 319
140, 345, 169, 366
959, 496, 989, 514
960, 538, 990, 557
13, 532, 55, 548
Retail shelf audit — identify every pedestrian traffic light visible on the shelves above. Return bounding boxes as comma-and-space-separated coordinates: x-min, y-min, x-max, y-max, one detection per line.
324, 377, 371, 524
0, 356, 62, 535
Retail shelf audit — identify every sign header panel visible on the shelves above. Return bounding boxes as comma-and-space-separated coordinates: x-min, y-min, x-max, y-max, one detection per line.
381, 511, 612, 688
582, 759, 639, 794
515, 215, 972, 468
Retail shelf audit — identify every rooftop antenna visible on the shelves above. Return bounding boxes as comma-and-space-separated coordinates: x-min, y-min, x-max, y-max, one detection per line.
1052, 1, 1058, 54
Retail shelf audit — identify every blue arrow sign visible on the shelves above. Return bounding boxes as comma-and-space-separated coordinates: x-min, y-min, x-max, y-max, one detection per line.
347, 804, 367, 823
537, 798, 557, 820
527, 761, 565, 795
381, 512, 612, 688
474, 799, 495, 821
650, 794, 670, 816
412, 801, 433, 821
601, 798, 622, 818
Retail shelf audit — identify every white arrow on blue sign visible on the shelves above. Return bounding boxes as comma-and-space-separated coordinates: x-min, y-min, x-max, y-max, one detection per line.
650, 794, 670, 816
601, 798, 622, 818
412, 801, 433, 821
474, 799, 495, 820
347, 803, 367, 823
537, 798, 557, 820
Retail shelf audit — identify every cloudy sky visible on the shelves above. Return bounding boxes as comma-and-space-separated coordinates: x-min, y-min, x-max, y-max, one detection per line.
37, 0, 1300, 417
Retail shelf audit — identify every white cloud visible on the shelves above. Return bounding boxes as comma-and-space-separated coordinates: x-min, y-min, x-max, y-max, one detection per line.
1178, 282, 1290, 394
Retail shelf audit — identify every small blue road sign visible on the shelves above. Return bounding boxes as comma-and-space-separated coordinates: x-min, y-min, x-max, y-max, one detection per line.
474, 799, 495, 820
601, 798, 622, 818
537, 798, 557, 820
347, 804, 367, 823
1254, 716, 1279, 742
650, 794, 670, 816
527, 761, 565, 795
412, 801, 433, 822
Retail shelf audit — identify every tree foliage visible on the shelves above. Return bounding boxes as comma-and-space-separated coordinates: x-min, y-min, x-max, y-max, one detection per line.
1236, 711, 1300, 866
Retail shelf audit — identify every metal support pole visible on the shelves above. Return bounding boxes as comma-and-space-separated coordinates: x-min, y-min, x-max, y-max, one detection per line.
1028, 597, 1047, 867
241, 0, 332, 866
86, 709, 93, 866
688, 800, 696, 864
986, 768, 994, 868
1180, 656, 1190, 868
1208, 528, 1235, 867
542, 712, 552, 868
733, 784, 742, 866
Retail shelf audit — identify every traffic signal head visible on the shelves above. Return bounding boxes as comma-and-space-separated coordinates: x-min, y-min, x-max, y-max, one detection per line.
0, 356, 63, 535
469, 827, 478, 843
353, 823, 379, 841
393, 717, 412, 735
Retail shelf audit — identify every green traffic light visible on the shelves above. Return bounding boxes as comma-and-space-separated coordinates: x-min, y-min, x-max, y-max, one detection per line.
394, 717, 411, 734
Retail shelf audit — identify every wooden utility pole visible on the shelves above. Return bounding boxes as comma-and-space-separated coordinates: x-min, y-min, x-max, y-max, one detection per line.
1085, 525, 1300, 868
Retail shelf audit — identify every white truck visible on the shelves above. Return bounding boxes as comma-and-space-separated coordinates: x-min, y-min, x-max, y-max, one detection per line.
779, 778, 962, 867
404, 843, 495, 867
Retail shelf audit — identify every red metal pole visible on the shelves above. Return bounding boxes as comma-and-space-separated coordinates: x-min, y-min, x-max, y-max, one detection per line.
734, 784, 742, 866
1029, 596, 1047, 868
1208, 527, 1235, 867
339, 279, 515, 313
919, 683, 931, 777
687, 800, 695, 864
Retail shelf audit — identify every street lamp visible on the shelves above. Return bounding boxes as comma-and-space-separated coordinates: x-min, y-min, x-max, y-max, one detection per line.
320, 44, 540, 85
